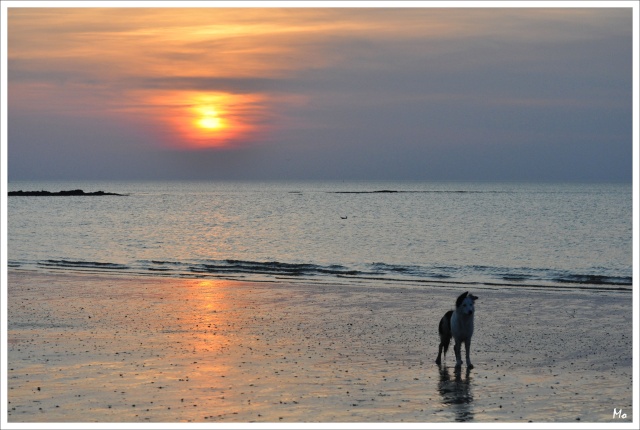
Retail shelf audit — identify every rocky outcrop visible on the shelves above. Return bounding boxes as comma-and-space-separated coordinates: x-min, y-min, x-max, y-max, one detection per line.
8, 189, 126, 196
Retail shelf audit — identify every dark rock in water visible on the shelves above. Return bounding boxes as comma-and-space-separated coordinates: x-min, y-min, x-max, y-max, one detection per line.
8, 189, 126, 196
332, 190, 400, 194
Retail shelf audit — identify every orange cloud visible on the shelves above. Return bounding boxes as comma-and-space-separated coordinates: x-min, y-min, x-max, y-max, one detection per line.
8, 8, 326, 149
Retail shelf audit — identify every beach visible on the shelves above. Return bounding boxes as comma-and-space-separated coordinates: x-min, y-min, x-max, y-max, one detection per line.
6, 270, 634, 424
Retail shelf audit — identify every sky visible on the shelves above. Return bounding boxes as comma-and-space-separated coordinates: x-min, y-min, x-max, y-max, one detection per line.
3, 2, 636, 182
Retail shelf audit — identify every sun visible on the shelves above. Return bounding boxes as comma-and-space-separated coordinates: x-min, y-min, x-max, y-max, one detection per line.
197, 115, 222, 130
141, 90, 269, 149
195, 106, 224, 131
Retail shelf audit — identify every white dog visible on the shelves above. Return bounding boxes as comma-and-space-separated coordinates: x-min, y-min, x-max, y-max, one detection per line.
435, 291, 478, 368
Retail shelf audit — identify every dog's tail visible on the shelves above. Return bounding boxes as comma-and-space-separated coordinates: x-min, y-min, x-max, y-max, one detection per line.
438, 310, 454, 356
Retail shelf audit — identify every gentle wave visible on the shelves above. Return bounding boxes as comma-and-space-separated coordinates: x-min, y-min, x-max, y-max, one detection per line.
9, 258, 631, 291
553, 274, 632, 286
38, 259, 129, 270
189, 260, 361, 277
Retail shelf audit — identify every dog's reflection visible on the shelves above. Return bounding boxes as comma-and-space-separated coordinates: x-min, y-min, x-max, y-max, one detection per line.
437, 364, 474, 422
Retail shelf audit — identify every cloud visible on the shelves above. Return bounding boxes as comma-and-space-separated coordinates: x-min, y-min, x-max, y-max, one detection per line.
6, 6, 633, 181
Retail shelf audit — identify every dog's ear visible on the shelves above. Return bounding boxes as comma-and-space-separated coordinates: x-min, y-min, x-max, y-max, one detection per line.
456, 291, 469, 308
470, 294, 478, 301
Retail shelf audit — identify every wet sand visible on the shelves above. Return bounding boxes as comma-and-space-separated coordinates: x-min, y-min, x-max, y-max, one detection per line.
6, 270, 634, 424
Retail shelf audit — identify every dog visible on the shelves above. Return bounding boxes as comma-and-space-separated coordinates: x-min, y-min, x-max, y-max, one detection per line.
435, 291, 478, 368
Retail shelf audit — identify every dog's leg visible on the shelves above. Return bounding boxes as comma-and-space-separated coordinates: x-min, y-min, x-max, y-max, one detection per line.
464, 338, 474, 369
436, 335, 451, 364
436, 334, 450, 365
454, 341, 462, 368
436, 312, 452, 365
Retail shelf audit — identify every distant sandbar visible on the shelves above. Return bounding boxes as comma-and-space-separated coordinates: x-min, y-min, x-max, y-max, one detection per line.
8, 189, 126, 196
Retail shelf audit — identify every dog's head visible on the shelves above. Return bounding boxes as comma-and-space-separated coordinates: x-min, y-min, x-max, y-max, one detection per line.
455, 291, 478, 316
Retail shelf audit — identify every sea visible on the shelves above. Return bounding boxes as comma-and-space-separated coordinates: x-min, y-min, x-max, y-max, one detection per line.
6, 180, 634, 292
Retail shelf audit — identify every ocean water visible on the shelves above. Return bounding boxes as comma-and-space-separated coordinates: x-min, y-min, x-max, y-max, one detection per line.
7, 181, 633, 291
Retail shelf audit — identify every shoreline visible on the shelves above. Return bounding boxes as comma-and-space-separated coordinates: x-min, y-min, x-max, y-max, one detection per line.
5, 270, 634, 424
6, 266, 633, 294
